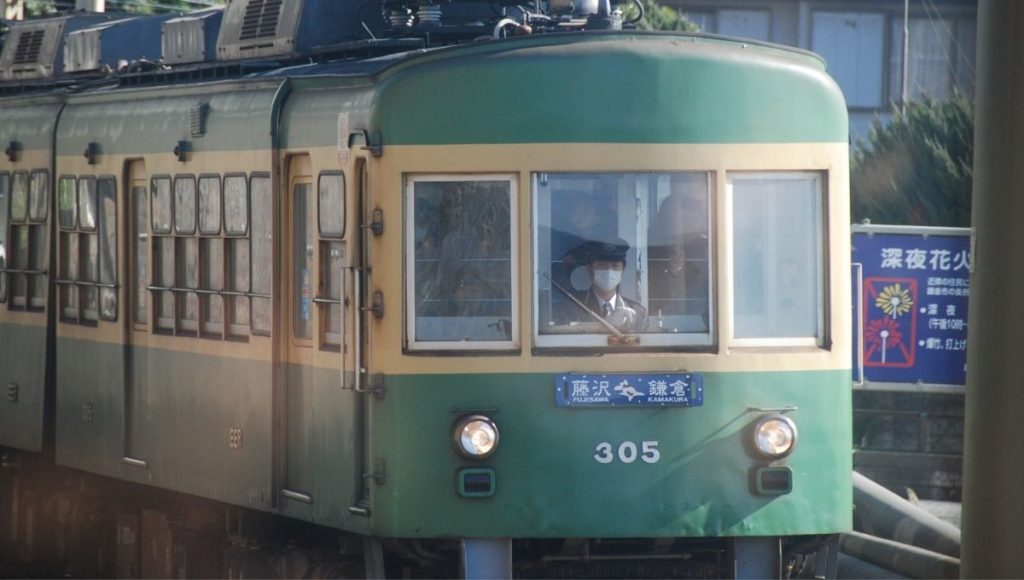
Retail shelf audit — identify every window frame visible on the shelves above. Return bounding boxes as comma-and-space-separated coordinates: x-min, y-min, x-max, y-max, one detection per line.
531, 171, 716, 350
726, 171, 827, 348
404, 173, 519, 352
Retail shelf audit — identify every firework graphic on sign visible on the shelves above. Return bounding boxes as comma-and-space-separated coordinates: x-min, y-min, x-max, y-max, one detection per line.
863, 278, 917, 368
874, 283, 914, 319
865, 317, 903, 364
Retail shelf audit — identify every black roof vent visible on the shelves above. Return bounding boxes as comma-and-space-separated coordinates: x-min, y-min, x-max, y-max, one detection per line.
12, 29, 46, 65
238, 0, 283, 41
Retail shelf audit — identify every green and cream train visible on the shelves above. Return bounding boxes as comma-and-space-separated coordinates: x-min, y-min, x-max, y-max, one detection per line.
0, 0, 851, 577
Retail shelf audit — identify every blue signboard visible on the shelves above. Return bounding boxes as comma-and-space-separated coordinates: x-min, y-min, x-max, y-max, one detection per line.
556, 373, 704, 407
852, 226, 970, 388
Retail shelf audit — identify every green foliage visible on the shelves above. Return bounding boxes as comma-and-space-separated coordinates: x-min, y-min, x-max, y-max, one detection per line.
851, 94, 974, 227
621, 0, 697, 32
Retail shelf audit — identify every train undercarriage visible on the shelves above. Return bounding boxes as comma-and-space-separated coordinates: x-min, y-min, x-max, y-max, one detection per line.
0, 449, 837, 579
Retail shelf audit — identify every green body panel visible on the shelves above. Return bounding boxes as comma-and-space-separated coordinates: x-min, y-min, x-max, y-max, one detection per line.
56, 337, 274, 509
0, 323, 48, 451
53, 336, 364, 530
279, 84, 375, 152
56, 81, 282, 157
0, 97, 62, 151
368, 370, 852, 538
372, 33, 848, 146
279, 362, 363, 528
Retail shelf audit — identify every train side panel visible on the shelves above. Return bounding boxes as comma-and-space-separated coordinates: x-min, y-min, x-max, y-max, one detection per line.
0, 97, 62, 453
53, 85, 282, 510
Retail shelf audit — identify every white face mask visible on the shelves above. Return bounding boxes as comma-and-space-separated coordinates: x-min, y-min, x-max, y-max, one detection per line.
592, 269, 622, 292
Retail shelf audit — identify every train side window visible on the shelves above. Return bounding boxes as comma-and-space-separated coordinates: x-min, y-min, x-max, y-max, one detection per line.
251, 174, 271, 335
405, 174, 517, 351
174, 176, 197, 235
79, 177, 97, 231
318, 172, 345, 237
0, 172, 8, 303
29, 170, 48, 223
292, 182, 313, 340
224, 175, 249, 236
151, 176, 172, 235
10, 172, 27, 223
58, 176, 115, 324
224, 174, 249, 337
98, 178, 117, 321
58, 176, 77, 229
317, 172, 345, 348
174, 176, 199, 333
8, 173, 27, 308
729, 172, 824, 346
11, 170, 49, 312
133, 186, 149, 326
79, 177, 99, 321
198, 175, 223, 336
199, 175, 221, 235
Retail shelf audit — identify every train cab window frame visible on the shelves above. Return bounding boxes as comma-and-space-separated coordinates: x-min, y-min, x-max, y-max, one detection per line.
0, 172, 8, 303
727, 172, 826, 348
57, 175, 118, 324
8, 170, 49, 312
533, 171, 714, 350
317, 171, 345, 350
405, 173, 519, 352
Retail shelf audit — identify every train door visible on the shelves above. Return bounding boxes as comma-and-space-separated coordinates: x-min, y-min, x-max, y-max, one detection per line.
124, 159, 149, 466
279, 154, 317, 511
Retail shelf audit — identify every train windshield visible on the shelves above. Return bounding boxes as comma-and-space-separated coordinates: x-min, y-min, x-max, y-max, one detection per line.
535, 172, 713, 348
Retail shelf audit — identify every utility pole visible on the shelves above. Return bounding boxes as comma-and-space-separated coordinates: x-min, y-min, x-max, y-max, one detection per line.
901, 0, 909, 113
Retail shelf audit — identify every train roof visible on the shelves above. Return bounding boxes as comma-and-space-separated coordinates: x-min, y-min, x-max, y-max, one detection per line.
0, 0, 829, 97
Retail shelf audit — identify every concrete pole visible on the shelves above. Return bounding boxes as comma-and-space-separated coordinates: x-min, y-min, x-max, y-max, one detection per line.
962, 1, 1024, 577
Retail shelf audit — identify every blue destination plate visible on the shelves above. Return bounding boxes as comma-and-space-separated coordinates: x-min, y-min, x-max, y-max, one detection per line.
555, 373, 704, 408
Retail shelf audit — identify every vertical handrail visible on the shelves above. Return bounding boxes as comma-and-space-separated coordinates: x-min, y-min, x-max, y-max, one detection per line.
853, 263, 865, 386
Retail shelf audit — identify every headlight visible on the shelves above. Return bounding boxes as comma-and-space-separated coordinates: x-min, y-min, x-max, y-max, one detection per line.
452, 415, 500, 460
752, 415, 798, 459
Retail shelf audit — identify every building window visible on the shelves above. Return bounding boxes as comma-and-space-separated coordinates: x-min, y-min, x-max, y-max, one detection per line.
406, 174, 517, 351
812, 11, 885, 109
889, 16, 976, 104
729, 172, 824, 346
717, 9, 771, 42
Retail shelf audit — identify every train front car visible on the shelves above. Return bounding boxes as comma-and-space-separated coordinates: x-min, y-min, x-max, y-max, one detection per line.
361, 32, 852, 577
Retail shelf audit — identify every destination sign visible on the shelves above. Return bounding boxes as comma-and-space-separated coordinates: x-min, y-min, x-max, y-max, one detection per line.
556, 373, 704, 408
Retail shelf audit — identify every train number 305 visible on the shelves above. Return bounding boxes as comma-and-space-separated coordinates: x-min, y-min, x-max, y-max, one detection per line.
593, 441, 660, 464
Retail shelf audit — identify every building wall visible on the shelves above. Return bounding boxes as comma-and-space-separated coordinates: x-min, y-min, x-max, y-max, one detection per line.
668, 0, 977, 144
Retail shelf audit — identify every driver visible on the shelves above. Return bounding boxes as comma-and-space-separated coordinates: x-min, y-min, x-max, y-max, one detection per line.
567, 238, 648, 333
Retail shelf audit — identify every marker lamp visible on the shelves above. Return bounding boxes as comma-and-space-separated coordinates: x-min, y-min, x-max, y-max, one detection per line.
752, 415, 798, 459
453, 415, 500, 460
